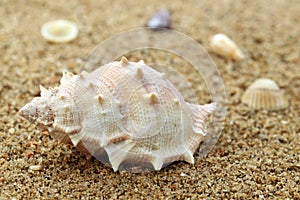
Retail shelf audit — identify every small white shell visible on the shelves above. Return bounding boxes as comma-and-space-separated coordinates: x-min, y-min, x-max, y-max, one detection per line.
146, 9, 171, 29
210, 33, 245, 61
29, 165, 43, 171
41, 20, 78, 43
241, 78, 288, 111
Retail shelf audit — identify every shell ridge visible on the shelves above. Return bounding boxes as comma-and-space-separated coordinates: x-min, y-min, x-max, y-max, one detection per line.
49, 75, 82, 138
181, 150, 195, 164
151, 157, 164, 171
187, 102, 216, 136
104, 140, 136, 172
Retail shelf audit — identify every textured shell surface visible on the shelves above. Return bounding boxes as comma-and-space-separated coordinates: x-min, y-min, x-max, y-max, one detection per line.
241, 78, 288, 111
20, 57, 216, 172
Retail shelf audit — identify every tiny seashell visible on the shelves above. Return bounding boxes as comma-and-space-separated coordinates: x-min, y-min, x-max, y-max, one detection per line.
210, 33, 245, 61
29, 165, 43, 171
241, 78, 288, 111
20, 57, 216, 172
180, 172, 187, 177
146, 9, 171, 29
41, 20, 78, 43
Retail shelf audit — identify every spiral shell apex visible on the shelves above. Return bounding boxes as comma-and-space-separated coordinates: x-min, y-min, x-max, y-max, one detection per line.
20, 57, 216, 172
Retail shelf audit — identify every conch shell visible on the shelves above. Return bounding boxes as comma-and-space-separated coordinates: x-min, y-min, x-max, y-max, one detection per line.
20, 57, 216, 172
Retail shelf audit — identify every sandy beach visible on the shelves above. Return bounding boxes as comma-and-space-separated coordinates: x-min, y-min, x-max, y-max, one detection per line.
1, 0, 299, 199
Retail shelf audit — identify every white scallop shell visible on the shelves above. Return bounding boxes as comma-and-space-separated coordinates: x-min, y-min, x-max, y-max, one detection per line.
20, 57, 216, 172
241, 78, 288, 111
210, 33, 245, 61
41, 20, 78, 43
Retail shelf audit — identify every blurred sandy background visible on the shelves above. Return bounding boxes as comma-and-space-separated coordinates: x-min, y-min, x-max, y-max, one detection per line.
1, 0, 300, 199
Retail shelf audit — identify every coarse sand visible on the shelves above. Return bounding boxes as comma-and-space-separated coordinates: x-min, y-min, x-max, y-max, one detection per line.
1, 0, 300, 199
